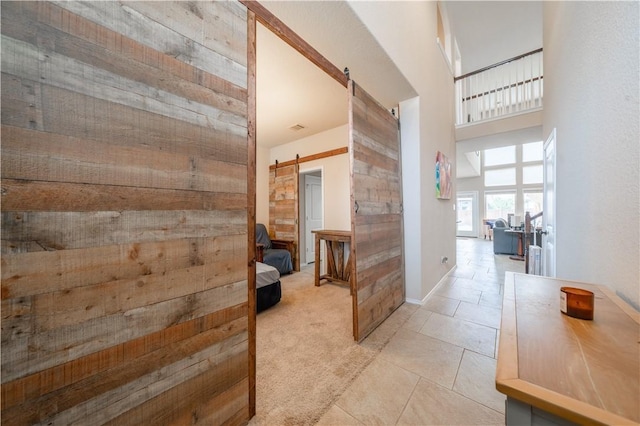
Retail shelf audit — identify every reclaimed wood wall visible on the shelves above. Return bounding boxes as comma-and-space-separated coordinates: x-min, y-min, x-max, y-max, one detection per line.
268, 164, 299, 270
1, 1, 252, 424
348, 80, 404, 342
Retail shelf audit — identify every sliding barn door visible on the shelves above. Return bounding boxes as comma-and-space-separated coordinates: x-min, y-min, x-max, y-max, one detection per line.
1, 1, 252, 423
269, 164, 299, 270
349, 80, 405, 341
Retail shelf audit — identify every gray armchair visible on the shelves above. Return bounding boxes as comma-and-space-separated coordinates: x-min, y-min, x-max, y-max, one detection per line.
492, 218, 518, 255
256, 223, 294, 275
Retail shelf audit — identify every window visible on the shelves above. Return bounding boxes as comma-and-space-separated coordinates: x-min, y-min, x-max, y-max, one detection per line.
523, 165, 543, 184
486, 192, 516, 219
485, 168, 516, 186
524, 191, 543, 214
523, 141, 543, 162
484, 145, 515, 166
524, 190, 543, 227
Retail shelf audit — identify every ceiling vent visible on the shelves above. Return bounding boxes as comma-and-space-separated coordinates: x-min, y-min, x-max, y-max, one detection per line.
289, 124, 305, 131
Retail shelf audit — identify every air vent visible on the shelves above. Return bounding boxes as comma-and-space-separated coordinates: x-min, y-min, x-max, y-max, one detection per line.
289, 124, 305, 131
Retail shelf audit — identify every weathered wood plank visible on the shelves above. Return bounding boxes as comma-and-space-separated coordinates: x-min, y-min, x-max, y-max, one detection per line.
352, 142, 398, 173
357, 275, 404, 338
356, 256, 403, 295
102, 343, 247, 426
4, 254, 245, 333
1, 75, 247, 164
194, 378, 250, 426
1, 126, 248, 193
122, 1, 248, 67
2, 279, 248, 382
2, 236, 244, 299
1, 36, 247, 132
51, 0, 247, 88
0, 2, 247, 111
352, 217, 403, 259
1, 210, 246, 252
1, 180, 248, 213
1, 303, 247, 410
2, 318, 247, 424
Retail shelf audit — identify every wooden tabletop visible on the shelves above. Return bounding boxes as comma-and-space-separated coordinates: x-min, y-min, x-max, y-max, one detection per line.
497, 272, 640, 424
311, 229, 352, 241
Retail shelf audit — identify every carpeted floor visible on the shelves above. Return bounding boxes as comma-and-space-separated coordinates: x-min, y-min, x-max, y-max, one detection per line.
250, 265, 417, 426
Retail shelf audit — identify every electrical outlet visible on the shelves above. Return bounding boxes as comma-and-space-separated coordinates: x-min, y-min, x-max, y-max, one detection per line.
441, 256, 448, 264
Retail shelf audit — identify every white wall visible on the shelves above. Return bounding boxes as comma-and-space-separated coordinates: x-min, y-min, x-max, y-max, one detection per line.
256, 124, 351, 232
349, 2, 456, 302
543, 2, 639, 309
256, 144, 270, 226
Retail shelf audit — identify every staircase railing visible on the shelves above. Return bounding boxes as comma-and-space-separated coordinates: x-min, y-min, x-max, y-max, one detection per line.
455, 48, 543, 125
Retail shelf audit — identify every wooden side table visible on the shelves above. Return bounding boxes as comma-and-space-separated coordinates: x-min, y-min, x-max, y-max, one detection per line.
497, 272, 639, 425
312, 230, 352, 292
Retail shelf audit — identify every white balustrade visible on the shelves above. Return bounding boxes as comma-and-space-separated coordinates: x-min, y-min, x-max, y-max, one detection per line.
455, 49, 543, 125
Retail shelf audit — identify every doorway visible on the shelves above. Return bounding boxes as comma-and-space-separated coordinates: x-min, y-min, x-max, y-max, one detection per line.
456, 191, 479, 237
299, 170, 323, 265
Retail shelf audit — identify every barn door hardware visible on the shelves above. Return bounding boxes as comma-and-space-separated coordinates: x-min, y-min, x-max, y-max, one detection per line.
354, 201, 359, 214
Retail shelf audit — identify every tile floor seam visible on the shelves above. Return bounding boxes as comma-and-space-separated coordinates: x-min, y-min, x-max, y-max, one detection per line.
450, 348, 467, 391
393, 375, 421, 425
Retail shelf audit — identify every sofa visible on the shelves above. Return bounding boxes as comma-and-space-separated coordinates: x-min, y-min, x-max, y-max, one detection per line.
492, 218, 519, 255
256, 223, 294, 275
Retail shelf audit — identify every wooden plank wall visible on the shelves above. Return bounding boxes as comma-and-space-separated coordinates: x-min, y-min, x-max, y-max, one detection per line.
268, 164, 299, 270
1, 1, 251, 424
348, 80, 405, 341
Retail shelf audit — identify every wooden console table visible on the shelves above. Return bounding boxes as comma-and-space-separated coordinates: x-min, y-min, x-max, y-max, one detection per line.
312, 230, 352, 292
497, 272, 639, 425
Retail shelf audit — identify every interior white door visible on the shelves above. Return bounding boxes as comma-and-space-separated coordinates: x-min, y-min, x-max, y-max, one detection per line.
456, 191, 478, 237
543, 129, 556, 277
305, 174, 322, 264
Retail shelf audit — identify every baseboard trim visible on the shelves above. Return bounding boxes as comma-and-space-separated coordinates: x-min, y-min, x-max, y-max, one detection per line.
405, 264, 458, 306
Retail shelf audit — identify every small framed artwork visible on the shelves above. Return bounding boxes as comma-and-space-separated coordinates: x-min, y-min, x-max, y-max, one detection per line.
435, 151, 452, 199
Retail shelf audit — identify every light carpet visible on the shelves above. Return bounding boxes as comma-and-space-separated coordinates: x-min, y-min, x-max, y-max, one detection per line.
250, 266, 417, 426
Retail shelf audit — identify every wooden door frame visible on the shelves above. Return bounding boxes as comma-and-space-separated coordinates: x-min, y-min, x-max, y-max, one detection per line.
243, 0, 400, 416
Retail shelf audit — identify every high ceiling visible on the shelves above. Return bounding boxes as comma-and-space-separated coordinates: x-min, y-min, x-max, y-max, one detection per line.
441, 1, 542, 75
256, 24, 347, 149
256, 1, 416, 148
256, 1, 542, 149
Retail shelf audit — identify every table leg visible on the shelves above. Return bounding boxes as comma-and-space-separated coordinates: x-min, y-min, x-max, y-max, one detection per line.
314, 233, 320, 286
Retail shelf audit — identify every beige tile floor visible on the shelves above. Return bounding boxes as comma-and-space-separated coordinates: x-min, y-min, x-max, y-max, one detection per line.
317, 237, 524, 425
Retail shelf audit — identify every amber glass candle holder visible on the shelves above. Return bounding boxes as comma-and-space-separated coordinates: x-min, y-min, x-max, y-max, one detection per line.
560, 287, 594, 320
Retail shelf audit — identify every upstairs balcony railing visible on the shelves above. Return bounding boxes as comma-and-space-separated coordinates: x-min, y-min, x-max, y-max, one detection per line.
455, 48, 543, 125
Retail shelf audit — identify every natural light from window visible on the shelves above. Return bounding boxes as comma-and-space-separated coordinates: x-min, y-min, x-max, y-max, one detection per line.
523, 165, 543, 184
485, 168, 516, 186
486, 192, 516, 219
482, 142, 544, 221
523, 141, 543, 162
484, 145, 515, 166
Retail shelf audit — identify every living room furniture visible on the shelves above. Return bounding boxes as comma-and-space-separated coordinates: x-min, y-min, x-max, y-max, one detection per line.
504, 229, 526, 261
497, 273, 639, 425
483, 218, 496, 240
492, 219, 519, 255
312, 229, 352, 293
256, 223, 294, 275
256, 262, 281, 312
